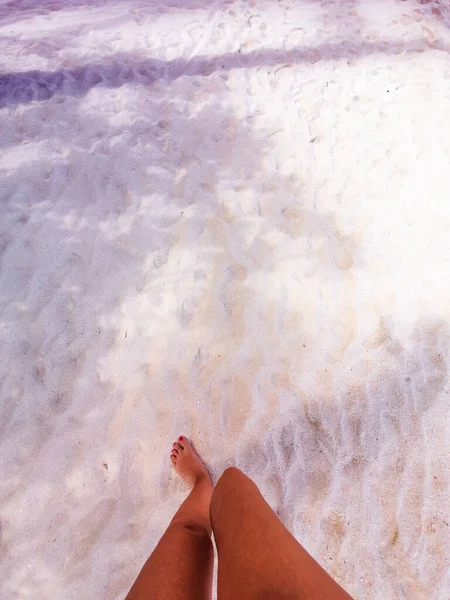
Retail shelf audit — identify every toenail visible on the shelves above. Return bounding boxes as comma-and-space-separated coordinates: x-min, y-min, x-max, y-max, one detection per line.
179, 436, 183, 441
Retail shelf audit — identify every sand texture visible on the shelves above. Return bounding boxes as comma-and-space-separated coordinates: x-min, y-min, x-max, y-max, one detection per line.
1, 0, 450, 598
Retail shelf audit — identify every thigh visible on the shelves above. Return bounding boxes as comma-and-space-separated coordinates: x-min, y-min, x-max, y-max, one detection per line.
125, 519, 213, 600
210, 467, 353, 600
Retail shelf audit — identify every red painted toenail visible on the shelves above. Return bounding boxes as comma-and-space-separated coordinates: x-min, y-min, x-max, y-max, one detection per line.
179, 436, 183, 440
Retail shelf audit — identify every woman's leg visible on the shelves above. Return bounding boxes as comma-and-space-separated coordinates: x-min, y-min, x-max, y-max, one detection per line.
125, 437, 214, 600
211, 467, 353, 600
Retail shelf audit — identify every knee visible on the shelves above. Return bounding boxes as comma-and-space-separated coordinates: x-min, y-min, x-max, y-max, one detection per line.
211, 467, 246, 512
211, 467, 258, 529
169, 517, 211, 537
218, 466, 244, 485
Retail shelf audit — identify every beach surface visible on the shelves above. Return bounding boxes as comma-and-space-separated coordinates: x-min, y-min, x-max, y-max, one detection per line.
1, 0, 449, 598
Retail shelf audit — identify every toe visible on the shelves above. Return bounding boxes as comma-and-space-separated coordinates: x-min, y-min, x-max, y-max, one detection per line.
173, 442, 183, 451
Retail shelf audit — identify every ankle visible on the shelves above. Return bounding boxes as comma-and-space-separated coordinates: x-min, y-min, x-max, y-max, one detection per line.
193, 472, 213, 488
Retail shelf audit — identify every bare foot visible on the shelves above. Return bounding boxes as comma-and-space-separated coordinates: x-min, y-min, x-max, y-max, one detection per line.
170, 436, 211, 486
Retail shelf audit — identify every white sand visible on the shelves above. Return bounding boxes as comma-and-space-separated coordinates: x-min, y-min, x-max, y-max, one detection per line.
1, 0, 450, 598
